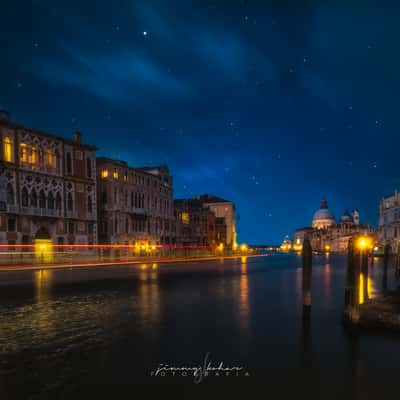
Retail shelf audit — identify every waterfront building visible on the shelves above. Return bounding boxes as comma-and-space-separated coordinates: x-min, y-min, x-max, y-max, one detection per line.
174, 198, 218, 246
96, 158, 175, 247
174, 194, 235, 248
196, 194, 237, 248
379, 192, 400, 251
0, 110, 97, 245
295, 198, 375, 252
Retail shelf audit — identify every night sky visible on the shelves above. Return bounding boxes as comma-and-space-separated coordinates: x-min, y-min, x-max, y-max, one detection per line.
1, 0, 399, 244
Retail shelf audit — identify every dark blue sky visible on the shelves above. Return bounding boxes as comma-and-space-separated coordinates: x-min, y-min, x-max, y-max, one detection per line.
1, 0, 399, 244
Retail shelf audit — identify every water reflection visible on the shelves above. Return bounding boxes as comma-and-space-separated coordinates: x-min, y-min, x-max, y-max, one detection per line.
138, 264, 160, 325
323, 263, 332, 305
35, 269, 53, 303
237, 257, 250, 336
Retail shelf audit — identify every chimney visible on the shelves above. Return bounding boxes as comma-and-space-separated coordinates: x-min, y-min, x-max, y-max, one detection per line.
0, 109, 10, 123
73, 131, 82, 144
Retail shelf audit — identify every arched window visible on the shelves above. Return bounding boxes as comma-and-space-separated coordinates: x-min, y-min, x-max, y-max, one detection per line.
48, 192, 55, 209
21, 187, 29, 207
66, 152, 72, 175
20, 143, 28, 163
39, 190, 46, 209
6, 183, 14, 205
67, 193, 73, 211
86, 157, 92, 178
3, 136, 13, 162
56, 192, 61, 210
46, 149, 55, 168
88, 195, 92, 214
31, 189, 38, 207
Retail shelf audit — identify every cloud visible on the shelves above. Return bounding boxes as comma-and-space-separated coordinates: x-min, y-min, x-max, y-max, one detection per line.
34, 44, 192, 104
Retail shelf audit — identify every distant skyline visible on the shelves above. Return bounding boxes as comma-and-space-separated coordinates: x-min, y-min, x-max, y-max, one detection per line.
1, 0, 399, 244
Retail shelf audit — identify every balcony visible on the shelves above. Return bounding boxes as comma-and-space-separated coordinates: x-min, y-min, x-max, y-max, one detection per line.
66, 210, 78, 219
6, 205, 19, 213
20, 207, 62, 217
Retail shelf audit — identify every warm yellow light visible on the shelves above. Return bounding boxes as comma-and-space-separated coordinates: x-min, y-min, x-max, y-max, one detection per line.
240, 244, 248, 252
218, 243, 224, 251
101, 169, 109, 178
374, 246, 378, 252
151, 245, 156, 250
113, 169, 119, 179
181, 212, 190, 225
3, 136, 12, 162
141, 245, 146, 250
325, 244, 331, 252
357, 236, 372, 250
20, 143, 28, 163
34, 239, 54, 263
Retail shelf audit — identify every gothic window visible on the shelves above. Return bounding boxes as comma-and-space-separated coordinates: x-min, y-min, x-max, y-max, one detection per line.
56, 192, 62, 210
48, 192, 55, 209
39, 190, 46, 209
21, 187, 29, 207
31, 189, 38, 207
3, 136, 13, 162
20, 143, 28, 163
6, 183, 14, 205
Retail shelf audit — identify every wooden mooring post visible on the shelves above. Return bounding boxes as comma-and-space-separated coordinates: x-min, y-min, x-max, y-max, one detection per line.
302, 237, 312, 320
344, 237, 361, 324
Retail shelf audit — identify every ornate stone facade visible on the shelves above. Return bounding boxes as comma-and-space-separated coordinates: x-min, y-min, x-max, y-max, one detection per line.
96, 158, 175, 246
0, 112, 97, 245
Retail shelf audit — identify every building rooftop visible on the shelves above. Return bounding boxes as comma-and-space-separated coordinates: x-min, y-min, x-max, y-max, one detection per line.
0, 112, 97, 150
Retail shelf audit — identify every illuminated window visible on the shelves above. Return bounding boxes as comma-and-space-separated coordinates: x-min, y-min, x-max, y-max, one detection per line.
46, 149, 55, 168
101, 169, 108, 178
20, 143, 28, 163
3, 136, 13, 162
30, 146, 36, 165
181, 212, 190, 225
113, 168, 119, 179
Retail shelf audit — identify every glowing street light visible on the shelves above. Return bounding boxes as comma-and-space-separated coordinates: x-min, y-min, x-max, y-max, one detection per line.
240, 244, 248, 252
356, 236, 372, 250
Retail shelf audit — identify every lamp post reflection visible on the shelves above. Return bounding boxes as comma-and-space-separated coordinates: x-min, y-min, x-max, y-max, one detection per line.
138, 264, 160, 326
35, 269, 53, 303
239, 257, 250, 335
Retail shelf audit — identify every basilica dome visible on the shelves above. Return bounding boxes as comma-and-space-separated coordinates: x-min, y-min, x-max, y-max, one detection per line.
312, 198, 336, 229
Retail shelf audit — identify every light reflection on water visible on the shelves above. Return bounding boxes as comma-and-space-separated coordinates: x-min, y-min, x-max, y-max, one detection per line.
0, 255, 400, 396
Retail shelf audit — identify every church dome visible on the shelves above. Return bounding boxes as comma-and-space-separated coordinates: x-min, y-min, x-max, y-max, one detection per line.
312, 198, 336, 229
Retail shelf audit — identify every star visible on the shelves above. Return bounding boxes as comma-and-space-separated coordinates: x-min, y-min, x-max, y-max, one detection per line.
303, 57, 308, 63
143, 31, 148, 36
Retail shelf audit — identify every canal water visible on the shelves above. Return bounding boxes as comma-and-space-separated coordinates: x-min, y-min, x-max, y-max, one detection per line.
0, 254, 400, 398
